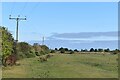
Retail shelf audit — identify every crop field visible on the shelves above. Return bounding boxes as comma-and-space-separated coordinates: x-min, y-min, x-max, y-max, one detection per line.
2, 53, 118, 78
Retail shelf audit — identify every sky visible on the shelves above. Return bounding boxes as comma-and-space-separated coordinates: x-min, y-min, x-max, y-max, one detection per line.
1, 2, 118, 50
1, 0, 119, 2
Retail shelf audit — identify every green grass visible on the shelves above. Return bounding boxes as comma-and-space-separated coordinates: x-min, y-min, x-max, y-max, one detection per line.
2, 53, 118, 78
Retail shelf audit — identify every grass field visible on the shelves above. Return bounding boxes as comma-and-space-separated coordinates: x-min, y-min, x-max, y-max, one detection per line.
2, 53, 118, 78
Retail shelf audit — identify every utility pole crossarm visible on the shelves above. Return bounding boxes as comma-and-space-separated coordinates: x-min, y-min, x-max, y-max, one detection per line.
19, 18, 27, 20
9, 15, 17, 20
9, 17, 17, 20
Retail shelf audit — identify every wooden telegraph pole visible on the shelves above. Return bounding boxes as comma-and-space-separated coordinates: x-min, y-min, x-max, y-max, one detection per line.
9, 15, 26, 56
9, 15, 26, 42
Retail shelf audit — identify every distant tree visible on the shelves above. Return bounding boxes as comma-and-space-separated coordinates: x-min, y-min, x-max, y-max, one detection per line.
98, 48, 103, 52
55, 48, 58, 51
94, 49, 98, 52
64, 48, 69, 51
90, 48, 94, 52
81, 49, 88, 52
59, 47, 64, 51
84, 49, 88, 52
104, 48, 110, 52
50, 50, 55, 53
113, 49, 119, 54
69, 49, 73, 51
81, 49, 84, 52
74, 49, 79, 52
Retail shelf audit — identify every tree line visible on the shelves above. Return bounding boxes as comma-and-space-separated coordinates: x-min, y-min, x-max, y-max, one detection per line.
50, 47, 120, 54
0, 26, 49, 66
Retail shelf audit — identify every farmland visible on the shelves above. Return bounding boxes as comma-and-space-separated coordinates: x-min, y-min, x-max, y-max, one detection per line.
2, 53, 118, 78
1, 2, 119, 79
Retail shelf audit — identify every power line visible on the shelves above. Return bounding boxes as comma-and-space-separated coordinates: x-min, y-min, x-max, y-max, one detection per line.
10, 2, 15, 15
10, 2, 39, 16
29, 2, 39, 14
9, 2, 40, 42
20, 2, 28, 15
10, 2, 27, 16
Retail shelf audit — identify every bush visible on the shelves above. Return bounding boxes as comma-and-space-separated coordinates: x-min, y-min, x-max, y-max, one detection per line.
16, 42, 32, 58
16, 42, 36, 58
50, 50, 55, 53
60, 49, 65, 53
113, 52, 117, 55
41, 45, 49, 51
17, 52, 26, 60
33, 43, 41, 52
34, 44, 50, 56
39, 56, 47, 62
26, 53, 36, 58
69, 51, 74, 54
40, 51, 46, 55
112, 49, 119, 55
35, 52, 41, 56
1, 27, 14, 66
46, 54, 52, 58
16, 42, 32, 54
93, 63, 101, 67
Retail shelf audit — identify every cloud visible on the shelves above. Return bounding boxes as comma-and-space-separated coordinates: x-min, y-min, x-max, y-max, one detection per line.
30, 32, 42, 35
49, 31, 118, 41
51, 31, 117, 38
